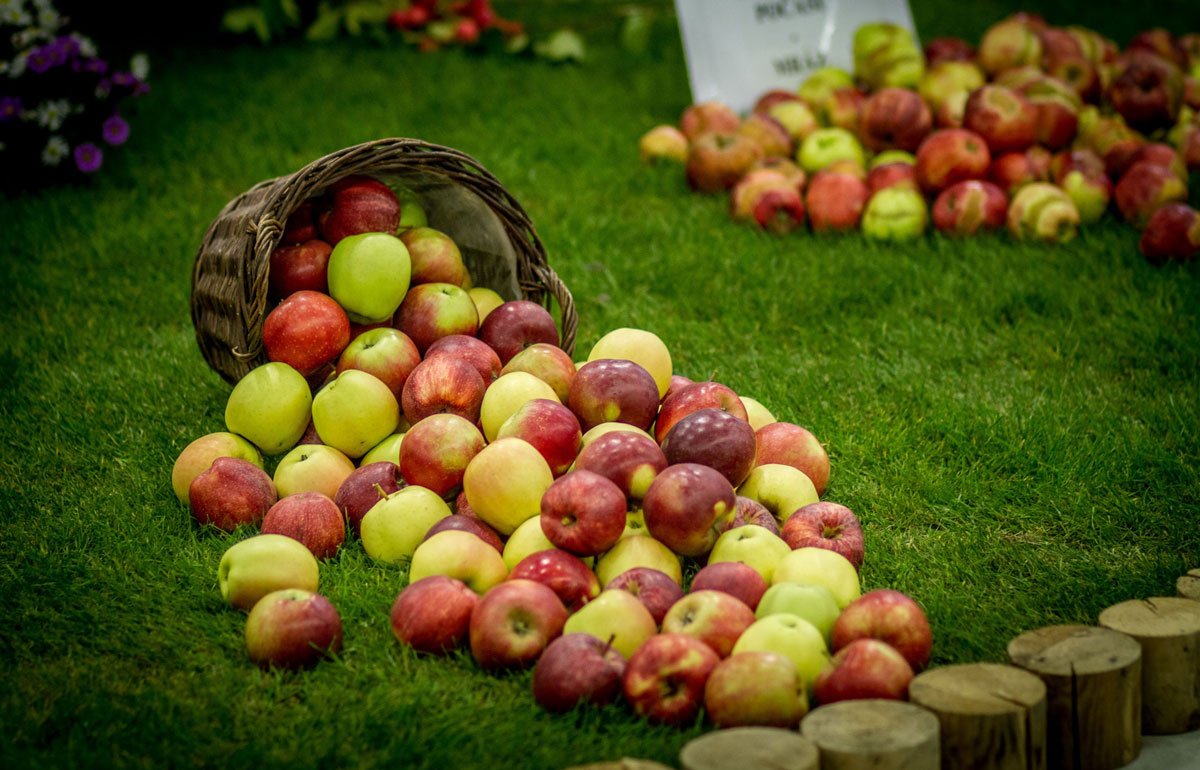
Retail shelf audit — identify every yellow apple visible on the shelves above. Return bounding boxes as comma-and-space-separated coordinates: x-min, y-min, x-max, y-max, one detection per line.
595, 534, 682, 586
462, 437, 554, 535
739, 396, 777, 431
708, 526, 791, 583
564, 589, 657, 658
479, 371, 560, 442
272, 443, 355, 499
409, 529, 509, 594
772, 547, 861, 609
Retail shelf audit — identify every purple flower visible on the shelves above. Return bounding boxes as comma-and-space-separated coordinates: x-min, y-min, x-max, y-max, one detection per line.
83, 58, 109, 74
102, 114, 129, 146
112, 71, 137, 87
73, 143, 103, 173
0, 97, 21, 123
26, 47, 56, 74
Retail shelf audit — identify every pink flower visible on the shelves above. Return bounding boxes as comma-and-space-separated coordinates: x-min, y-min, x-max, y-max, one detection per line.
73, 143, 103, 173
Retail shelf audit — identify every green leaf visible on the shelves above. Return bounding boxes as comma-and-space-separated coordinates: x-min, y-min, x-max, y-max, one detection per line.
278, 0, 301, 24
619, 8, 652, 54
222, 7, 272, 44
306, 3, 344, 41
533, 28, 586, 63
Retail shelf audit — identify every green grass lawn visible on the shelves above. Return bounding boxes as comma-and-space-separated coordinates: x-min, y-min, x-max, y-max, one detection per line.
2, 1, 1199, 768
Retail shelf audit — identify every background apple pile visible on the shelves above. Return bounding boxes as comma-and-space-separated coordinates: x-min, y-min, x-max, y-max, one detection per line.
639, 13, 1200, 262
171, 174, 934, 728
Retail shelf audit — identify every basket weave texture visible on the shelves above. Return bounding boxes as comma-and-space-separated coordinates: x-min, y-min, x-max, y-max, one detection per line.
191, 138, 577, 384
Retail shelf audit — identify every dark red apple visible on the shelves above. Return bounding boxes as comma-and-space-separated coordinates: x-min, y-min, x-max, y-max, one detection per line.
568, 359, 660, 433
1139, 203, 1200, 262
477, 300, 560, 365
261, 492, 346, 560
605, 567, 685, 626
689, 561, 768, 611
781, 502, 865, 570
539, 470, 627, 557
654, 380, 748, 444
334, 461, 401, 537
424, 333, 503, 386
423, 513, 505, 553
532, 633, 627, 713
318, 175, 400, 245
660, 408, 757, 488
400, 354, 487, 425
494, 398, 582, 477
390, 575, 480, 654
717, 495, 781, 537
508, 549, 601, 613
642, 463, 737, 557
962, 84, 1038, 154
268, 239, 332, 298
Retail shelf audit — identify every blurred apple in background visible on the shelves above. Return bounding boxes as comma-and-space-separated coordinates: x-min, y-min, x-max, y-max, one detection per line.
218, 533, 320, 611
312, 369, 399, 459
409, 530, 509, 595
171, 432, 262, 505
1140, 202, 1200, 261
563, 587, 657, 659
680, 100, 741, 140
704, 651, 808, 728
334, 461, 401, 536
832, 588, 934, 671
469, 579, 567, 670
623, 633, 720, 726
399, 413, 485, 496
639, 124, 689, 164
508, 549, 600, 612
805, 170, 871, 232
224, 362, 312, 456
261, 492, 345, 560
390, 575, 479, 654
932, 180, 1009, 235
813, 638, 914, 704
532, 633, 627, 713
781, 502, 865, 570
244, 588, 343, 669
661, 589, 757, 658
686, 131, 764, 192
189, 457, 277, 532
604, 567, 684, 626
359, 485, 451, 564
272, 443, 355, 500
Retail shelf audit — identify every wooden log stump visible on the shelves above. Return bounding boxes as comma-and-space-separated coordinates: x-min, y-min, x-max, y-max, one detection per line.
678, 727, 818, 770
1099, 597, 1200, 735
800, 699, 940, 770
908, 662, 1047, 770
564, 760, 673, 770
1007, 624, 1141, 770
1178, 569, 1200, 601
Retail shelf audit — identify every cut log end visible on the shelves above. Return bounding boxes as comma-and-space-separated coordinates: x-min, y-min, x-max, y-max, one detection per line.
678, 727, 819, 770
1175, 570, 1200, 601
801, 699, 940, 770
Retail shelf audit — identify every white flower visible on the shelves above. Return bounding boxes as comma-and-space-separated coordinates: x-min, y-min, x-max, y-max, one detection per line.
75, 33, 96, 58
36, 98, 69, 130
9, 50, 26, 77
41, 135, 67, 166
0, 0, 31, 28
130, 53, 149, 80
30, 0, 50, 9
12, 28, 40, 47
36, 5, 59, 31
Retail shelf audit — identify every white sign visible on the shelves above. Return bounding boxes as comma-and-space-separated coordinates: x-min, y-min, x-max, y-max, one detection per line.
674, 0, 919, 114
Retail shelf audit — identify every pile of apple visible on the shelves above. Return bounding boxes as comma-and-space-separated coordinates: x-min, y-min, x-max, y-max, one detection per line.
387, 0, 524, 51
172, 173, 934, 728
639, 14, 1200, 261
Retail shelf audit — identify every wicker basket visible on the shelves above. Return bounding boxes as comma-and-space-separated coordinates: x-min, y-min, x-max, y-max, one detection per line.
191, 138, 577, 384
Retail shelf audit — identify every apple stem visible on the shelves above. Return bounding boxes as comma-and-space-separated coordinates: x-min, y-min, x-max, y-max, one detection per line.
602, 633, 617, 656
372, 483, 389, 501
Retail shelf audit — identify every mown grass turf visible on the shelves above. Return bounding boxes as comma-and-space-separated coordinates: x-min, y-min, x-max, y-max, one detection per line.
2, 1, 1199, 768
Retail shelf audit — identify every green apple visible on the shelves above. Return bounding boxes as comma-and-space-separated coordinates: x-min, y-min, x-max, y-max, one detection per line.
462, 437, 554, 535
224, 362, 313, 456
171, 431, 262, 504
326, 232, 412, 324
479, 371, 560, 442
797, 127, 866, 175
797, 67, 854, 108
563, 588, 657, 659
738, 397, 776, 432
707, 526, 791, 583
218, 533, 320, 611
502, 515, 557, 571
587, 327, 673, 399
311, 369, 400, 459
861, 187, 928, 240
772, 547, 861, 609
737, 463, 819, 524
594, 534, 682, 586
360, 432, 405, 466
756, 582, 841, 644
732, 613, 830, 691
272, 443, 355, 499
408, 529, 509, 594
869, 150, 916, 169
360, 485, 451, 563
395, 188, 428, 231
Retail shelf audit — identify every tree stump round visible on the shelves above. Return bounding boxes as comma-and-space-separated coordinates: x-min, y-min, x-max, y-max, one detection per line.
563, 760, 674, 770
908, 662, 1047, 770
1007, 624, 1141, 770
800, 699, 940, 770
678, 727, 819, 770
1099, 597, 1200, 735
1178, 569, 1200, 602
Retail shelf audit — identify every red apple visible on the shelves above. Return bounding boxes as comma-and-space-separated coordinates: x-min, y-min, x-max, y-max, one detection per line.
738, 112, 793, 159
866, 162, 918, 195
642, 463, 737, 558
336, 326, 421, 401
754, 422, 831, 497
932, 180, 1009, 235
268, 239, 332, 298
318, 175, 400, 245
988, 147, 1052, 195
604, 567, 684, 627
400, 226, 467, 286
914, 128, 992, 194
654, 380, 747, 445
858, 88, 932, 153
399, 413, 486, 497
500, 342, 577, 402
781, 502, 865, 570
1126, 142, 1188, 181
622, 633, 720, 726
468, 579, 568, 670
1106, 50, 1185, 133
574, 430, 667, 502
495, 398, 582, 477
539, 470, 627, 557
568, 359, 660, 433
261, 492, 346, 560
244, 588, 343, 669
685, 131, 765, 193
1114, 161, 1189, 229
820, 87, 865, 134
477, 300, 560, 365
334, 461, 401, 537
532, 633, 627, 713
730, 172, 807, 234
962, 85, 1038, 154
508, 549, 601, 613
394, 282, 479, 353
689, 561, 768, 612
262, 290, 351, 377
813, 638, 914, 704
1139, 202, 1200, 262
704, 651, 808, 728
680, 101, 741, 141
281, 199, 318, 244
390, 575, 480, 654
424, 333, 503, 386
423, 513, 505, 553
661, 407, 758, 488
400, 354, 487, 425
661, 589, 756, 658
752, 89, 804, 114
804, 171, 871, 232
718, 495, 782, 537
832, 589, 933, 671
923, 36, 975, 66
189, 457, 277, 532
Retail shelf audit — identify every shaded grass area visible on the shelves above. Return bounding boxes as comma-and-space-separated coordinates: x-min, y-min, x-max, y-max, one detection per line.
2, 1, 1200, 768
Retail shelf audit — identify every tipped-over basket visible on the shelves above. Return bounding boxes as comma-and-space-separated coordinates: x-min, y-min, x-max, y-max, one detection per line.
191, 137, 577, 384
